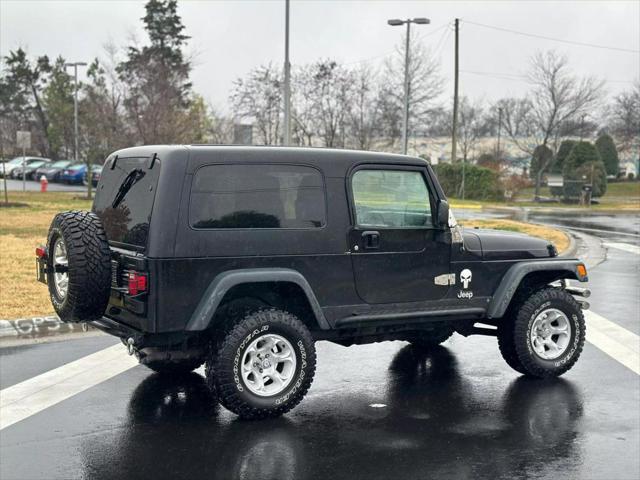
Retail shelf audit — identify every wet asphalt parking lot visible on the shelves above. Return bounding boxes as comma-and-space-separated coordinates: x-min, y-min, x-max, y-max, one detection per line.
1, 212, 639, 480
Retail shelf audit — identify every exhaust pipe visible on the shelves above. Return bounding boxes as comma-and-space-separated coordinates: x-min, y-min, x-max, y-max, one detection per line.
565, 286, 591, 298
578, 300, 590, 311
126, 338, 136, 355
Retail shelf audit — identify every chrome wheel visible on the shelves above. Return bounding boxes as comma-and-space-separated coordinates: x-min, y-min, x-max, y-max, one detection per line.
52, 238, 69, 299
241, 333, 297, 397
530, 308, 571, 360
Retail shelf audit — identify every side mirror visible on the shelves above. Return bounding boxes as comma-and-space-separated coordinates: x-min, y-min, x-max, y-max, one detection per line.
436, 199, 450, 227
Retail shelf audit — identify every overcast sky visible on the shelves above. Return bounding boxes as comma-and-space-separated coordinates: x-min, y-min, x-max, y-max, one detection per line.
1, 0, 638, 113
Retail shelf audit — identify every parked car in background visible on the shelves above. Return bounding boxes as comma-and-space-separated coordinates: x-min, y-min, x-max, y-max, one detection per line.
11, 159, 51, 179
60, 164, 87, 184
35, 160, 73, 182
83, 165, 103, 187
1, 157, 50, 178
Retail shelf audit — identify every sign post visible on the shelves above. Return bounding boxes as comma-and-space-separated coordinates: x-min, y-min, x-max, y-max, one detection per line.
16, 131, 31, 192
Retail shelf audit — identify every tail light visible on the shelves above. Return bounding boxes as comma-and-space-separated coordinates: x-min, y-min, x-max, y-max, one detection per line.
128, 272, 147, 296
36, 245, 47, 259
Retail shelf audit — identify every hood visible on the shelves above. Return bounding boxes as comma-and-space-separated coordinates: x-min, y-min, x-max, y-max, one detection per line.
463, 228, 556, 260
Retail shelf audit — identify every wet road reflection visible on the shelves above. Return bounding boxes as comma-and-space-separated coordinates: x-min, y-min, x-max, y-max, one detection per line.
82, 345, 584, 480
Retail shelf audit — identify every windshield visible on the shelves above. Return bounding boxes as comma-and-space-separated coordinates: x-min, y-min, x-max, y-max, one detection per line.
51, 161, 71, 168
93, 157, 160, 251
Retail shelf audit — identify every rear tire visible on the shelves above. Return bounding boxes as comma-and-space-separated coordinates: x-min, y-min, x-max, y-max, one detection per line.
501, 288, 585, 378
207, 308, 316, 420
46, 211, 111, 322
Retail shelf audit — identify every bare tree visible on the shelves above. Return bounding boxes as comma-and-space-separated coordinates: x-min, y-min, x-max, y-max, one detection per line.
456, 96, 485, 163
291, 65, 317, 146
206, 104, 233, 144
497, 51, 604, 199
347, 65, 378, 150
230, 64, 282, 145
608, 80, 640, 154
379, 34, 444, 149
307, 60, 353, 148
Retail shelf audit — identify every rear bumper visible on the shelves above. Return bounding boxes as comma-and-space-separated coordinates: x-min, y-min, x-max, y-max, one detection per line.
90, 316, 199, 351
90, 316, 143, 341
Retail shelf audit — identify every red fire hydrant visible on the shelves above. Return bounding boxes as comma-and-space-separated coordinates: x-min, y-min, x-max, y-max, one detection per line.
40, 175, 48, 192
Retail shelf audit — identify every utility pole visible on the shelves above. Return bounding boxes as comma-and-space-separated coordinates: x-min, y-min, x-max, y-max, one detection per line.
65, 62, 88, 195
451, 18, 459, 164
579, 114, 586, 142
283, 0, 291, 146
496, 107, 503, 161
387, 17, 430, 155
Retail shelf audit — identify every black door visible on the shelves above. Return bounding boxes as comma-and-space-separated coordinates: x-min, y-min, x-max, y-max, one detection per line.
348, 165, 451, 304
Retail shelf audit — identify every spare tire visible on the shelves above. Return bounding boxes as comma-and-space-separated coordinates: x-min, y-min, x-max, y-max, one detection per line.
46, 210, 112, 322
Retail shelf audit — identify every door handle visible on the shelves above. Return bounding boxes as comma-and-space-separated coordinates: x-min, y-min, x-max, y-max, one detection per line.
361, 231, 380, 250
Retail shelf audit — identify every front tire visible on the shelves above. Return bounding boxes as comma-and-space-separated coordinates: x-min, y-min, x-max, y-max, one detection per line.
207, 309, 316, 420
501, 288, 585, 377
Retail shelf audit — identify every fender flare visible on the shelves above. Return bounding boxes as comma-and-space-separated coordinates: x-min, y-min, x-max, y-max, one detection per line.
185, 268, 330, 331
487, 259, 588, 319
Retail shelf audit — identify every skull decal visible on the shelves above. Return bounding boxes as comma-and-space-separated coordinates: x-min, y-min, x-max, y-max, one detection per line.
460, 269, 472, 289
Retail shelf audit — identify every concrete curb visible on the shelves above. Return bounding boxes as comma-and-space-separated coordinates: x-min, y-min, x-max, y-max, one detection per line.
0, 315, 95, 342
559, 230, 579, 259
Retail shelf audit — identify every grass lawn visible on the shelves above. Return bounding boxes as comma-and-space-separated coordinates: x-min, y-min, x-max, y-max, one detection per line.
1, 192, 92, 318
1, 191, 570, 319
514, 181, 640, 210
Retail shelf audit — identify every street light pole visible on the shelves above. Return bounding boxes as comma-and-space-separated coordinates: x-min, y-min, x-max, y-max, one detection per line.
387, 17, 430, 155
65, 61, 87, 198
65, 62, 87, 162
402, 21, 411, 155
283, 0, 291, 146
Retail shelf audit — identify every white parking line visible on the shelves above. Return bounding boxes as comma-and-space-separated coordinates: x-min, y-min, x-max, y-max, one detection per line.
0, 343, 137, 430
585, 310, 640, 375
604, 242, 640, 255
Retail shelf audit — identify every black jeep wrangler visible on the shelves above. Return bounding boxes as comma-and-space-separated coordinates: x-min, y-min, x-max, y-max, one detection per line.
37, 145, 590, 419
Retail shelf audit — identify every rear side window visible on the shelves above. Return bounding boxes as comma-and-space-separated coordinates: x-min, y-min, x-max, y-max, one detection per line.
352, 169, 432, 228
93, 157, 160, 250
190, 164, 326, 229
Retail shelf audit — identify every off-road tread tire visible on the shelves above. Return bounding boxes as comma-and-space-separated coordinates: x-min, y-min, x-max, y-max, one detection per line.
510, 287, 585, 378
410, 326, 455, 349
144, 359, 204, 375
498, 315, 527, 374
206, 308, 316, 420
47, 210, 111, 322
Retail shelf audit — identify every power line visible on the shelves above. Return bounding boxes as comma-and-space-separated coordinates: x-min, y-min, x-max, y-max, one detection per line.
465, 20, 640, 54
342, 22, 450, 67
432, 23, 453, 58
461, 69, 637, 85
461, 69, 527, 78
460, 70, 526, 83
